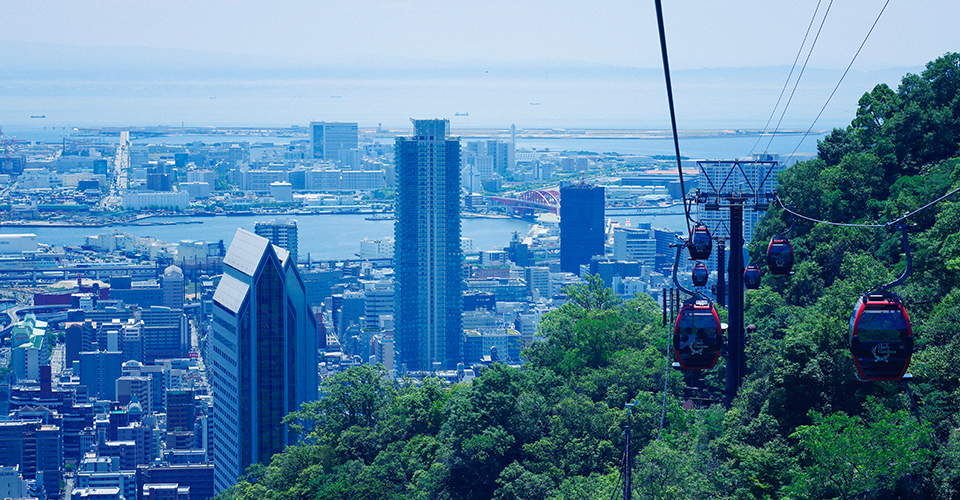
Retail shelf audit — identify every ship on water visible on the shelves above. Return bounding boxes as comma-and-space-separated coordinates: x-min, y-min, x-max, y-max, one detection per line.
365, 213, 394, 221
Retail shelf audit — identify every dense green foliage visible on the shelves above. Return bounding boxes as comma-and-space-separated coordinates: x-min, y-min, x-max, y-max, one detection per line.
216, 53, 960, 499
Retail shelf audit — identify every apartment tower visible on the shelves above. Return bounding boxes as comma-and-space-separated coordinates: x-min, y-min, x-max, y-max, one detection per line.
394, 119, 463, 372
254, 218, 299, 265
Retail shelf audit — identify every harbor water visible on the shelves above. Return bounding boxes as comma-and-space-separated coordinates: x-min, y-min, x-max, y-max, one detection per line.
2, 211, 692, 262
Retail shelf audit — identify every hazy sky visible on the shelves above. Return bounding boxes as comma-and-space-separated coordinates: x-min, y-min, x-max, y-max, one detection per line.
2, 1, 958, 131
3, 0, 957, 70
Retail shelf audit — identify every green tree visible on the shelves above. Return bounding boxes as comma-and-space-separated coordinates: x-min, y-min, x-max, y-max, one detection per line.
788, 401, 934, 500
285, 364, 394, 446
634, 439, 718, 499
564, 273, 622, 311
493, 462, 554, 500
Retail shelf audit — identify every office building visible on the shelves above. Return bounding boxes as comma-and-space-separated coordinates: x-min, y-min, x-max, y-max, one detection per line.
362, 280, 395, 330
239, 169, 285, 191
395, 119, 463, 372
613, 225, 656, 265
209, 229, 318, 492
359, 237, 394, 259
464, 140, 515, 176
0, 466, 29, 499
309, 122, 359, 162
137, 464, 215, 500
142, 484, 190, 500
117, 421, 155, 467
79, 351, 124, 402
166, 390, 196, 433
0, 420, 62, 497
122, 191, 190, 210
161, 266, 185, 310
464, 278, 527, 302
487, 140, 515, 175
524, 267, 550, 298
119, 320, 144, 363
116, 377, 152, 413
374, 316, 395, 376
559, 183, 605, 274
10, 313, 47, 381
76, 455, 137, 500
140, 306, 188, 362
110, 282, 163, 308
254, 218, 298, 265
462, 328, 522, 365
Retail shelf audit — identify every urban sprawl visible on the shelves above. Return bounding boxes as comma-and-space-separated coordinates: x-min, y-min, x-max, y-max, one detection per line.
0, 121, 790, 499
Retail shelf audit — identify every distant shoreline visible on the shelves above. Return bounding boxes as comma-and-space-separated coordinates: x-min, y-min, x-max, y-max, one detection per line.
69, 125, 824, 142
446, 129, 821, 141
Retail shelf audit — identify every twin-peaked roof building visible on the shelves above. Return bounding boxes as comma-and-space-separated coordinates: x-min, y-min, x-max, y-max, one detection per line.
210, 228, 318, 492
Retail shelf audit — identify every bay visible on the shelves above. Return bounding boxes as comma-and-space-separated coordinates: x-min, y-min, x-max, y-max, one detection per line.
373, 132, 826, 160
4, 212, 696, 262
509, 133, 825, 160
4, 214, 534, 262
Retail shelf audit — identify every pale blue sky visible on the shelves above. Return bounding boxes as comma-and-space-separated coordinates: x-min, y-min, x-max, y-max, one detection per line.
1, 1, 958, 131
2, 0, 956, 70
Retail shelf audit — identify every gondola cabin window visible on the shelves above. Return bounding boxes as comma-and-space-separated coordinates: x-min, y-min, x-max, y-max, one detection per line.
857, 308, 909, 343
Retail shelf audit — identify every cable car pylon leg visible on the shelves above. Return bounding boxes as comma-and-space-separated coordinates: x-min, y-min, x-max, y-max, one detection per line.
717, 239, 726, 308
725, 203, 746, 410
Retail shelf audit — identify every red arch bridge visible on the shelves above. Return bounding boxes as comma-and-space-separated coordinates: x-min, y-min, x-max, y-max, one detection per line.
489, 189, 561, 217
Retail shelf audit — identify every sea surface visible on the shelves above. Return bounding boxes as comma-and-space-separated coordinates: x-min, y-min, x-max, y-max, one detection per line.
3, 212, 694, 261
404, 134, 825, 161
2, 215, 531, 261
0, 72, 859, 132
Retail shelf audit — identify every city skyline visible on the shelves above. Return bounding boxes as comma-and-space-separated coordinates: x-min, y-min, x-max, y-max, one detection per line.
0, 20, 956, 494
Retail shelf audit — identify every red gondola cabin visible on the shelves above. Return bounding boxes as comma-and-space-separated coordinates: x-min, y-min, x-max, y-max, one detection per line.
692, 262, 708, 287
673, 298, 723, 370
766, 236, 794, 275
849, 292, 914, 381
744, 264, 762, 290
688, 225, 712, 261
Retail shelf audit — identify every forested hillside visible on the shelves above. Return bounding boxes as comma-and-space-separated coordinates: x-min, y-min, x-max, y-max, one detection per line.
216, 53, 960, 500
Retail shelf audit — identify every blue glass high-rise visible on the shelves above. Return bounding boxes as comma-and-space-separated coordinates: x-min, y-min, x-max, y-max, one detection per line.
394, 119, 463, 373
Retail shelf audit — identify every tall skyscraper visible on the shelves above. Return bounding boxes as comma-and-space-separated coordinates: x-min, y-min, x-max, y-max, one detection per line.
210, 229, 318, 492
254, 218, 299, 265
309, 122, 359, 162
395, 119, 463, 372
560, 183, 605, 274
